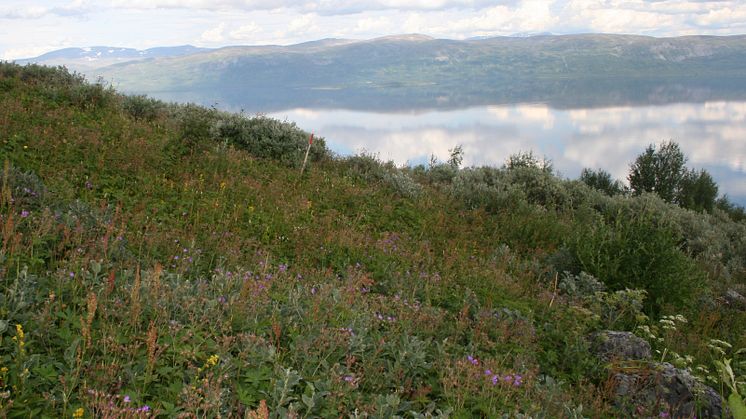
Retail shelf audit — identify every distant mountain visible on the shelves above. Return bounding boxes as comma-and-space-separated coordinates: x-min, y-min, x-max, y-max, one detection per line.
18, 34, 746, 110
15, 45, 210, 71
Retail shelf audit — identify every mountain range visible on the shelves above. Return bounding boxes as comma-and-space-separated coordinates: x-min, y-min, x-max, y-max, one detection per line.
16, 34, 746, 111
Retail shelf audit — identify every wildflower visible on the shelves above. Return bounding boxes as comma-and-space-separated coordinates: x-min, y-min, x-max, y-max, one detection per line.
139, 405, 150, 412
124, 395, 131, 403
15, 324, 24, 340
491, 375, 499, 385
484, 369, 492, 376
513, 374, 523, 386
85, 180, 93, 190
20, 210, 29, 218
467, 355, 479, 366
217, 296, 227, 304
206, 354, 219, 367
72, 407, 84, 418
343, 375, 354, 383
69, 272, 75, 278
1, 367, 8, 374
279, 264, 288, 273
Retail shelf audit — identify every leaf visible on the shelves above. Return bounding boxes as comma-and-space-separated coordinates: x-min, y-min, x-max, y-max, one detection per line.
728, 393, 746, 419
302, 394, 315, 409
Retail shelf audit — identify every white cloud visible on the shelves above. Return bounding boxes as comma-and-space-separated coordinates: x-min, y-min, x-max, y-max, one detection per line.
200, 22, 226, 43
229, 22, 260, 40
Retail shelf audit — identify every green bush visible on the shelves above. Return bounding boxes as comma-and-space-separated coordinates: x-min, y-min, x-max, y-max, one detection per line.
342, 154, 421, 199
449, 167, 526, 213
580, 168, 626, 196
213, 114, 329, 167
567, 204, 705, 315
121, 94, 164, 121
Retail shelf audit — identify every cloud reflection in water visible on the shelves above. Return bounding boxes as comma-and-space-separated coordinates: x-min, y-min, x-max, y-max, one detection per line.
269, 101, 746, 204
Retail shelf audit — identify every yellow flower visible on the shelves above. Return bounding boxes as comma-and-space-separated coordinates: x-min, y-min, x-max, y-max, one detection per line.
1, 367, 8, 374
206, 354, 219, 367
72, 407, 84, 418
15, 324, 24, 339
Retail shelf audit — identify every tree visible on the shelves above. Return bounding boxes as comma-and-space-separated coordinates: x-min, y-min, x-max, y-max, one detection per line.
628, 141, 687, 203
677, 169, 718, 212
579, 168, 625, 196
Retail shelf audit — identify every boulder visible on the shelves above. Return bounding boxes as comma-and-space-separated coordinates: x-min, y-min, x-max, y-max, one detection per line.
723, 289, 746, 311
591, 330, 652, 362
611, 362, 728, 418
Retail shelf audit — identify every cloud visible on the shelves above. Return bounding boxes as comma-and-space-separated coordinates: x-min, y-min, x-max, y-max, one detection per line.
0, 1, 91, 19
200, 22, 226, 43
229, 22, 261, 40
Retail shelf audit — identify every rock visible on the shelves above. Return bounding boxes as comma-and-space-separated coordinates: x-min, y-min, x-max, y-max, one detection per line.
591, 330, 652, 362
611, 362, 728, 418
723, 289, 746, 311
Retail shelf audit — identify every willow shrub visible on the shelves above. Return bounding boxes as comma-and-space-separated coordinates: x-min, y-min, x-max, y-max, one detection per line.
568, 207, 705, 316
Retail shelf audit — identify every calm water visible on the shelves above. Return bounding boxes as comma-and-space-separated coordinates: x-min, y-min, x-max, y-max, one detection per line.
267, 102, 746, 205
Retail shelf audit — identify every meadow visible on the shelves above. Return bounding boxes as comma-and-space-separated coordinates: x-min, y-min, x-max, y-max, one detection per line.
1, 63, 745, 417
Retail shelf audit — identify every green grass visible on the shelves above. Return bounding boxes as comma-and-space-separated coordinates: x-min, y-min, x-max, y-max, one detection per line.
0, 63, 744, 417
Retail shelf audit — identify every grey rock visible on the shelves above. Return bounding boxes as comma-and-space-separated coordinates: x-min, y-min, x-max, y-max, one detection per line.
591, 330, 652, 362
723, 289, 746, 310
611, 362, 728, 418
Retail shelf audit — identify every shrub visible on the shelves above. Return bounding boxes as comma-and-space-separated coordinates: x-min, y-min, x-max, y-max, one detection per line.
121, 94, 164, 121
628, 140, 687, 203
579, 168, 626, 196
449, 167, 527, 213
677, 169, 719, 213
213, 114, 329, 166
342, 154, 421, 199
567, 204, 705, 315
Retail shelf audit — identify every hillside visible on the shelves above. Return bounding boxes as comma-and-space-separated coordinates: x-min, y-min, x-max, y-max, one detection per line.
40, 34, 746, 111
1, 63, 745, 417
15, 45, 210, 72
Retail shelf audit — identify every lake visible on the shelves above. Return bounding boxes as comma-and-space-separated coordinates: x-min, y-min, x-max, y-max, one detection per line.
152, 79, 746, 206
264, 101, 746, 205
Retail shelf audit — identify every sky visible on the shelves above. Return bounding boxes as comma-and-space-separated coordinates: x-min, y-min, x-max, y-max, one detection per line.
2, 0, 746, 60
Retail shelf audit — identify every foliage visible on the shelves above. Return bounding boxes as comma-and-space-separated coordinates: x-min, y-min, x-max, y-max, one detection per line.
579, 168, 625, 196
0, 62, 743, 417
567, 203, 705, 316
121, 94, 164, 122
677, 168, 719, 213
628, 140, 687, 203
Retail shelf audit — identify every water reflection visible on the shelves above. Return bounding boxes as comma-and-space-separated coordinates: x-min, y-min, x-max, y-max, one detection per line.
268, 102, 746, 205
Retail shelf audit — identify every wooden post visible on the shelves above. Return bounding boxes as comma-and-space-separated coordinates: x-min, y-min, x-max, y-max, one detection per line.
300, 133, 314, 176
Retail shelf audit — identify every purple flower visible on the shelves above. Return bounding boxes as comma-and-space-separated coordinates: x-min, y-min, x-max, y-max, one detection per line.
660, 412, 670, 418
467, 355, 478, 366
139, 405, 150, 412
513, 374, 523, 386
279, 264, 288, 273
484, 369, 492, 376
491, 375, 499, 385
343, 375, 354, 383
123, 395, 131, 403
69, 272, 75, 278
311, 287, 317, 295
217, 296, 227, 304
20, 210, 29, 218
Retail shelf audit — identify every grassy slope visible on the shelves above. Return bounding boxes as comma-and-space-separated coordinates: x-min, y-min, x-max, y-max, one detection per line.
0, 64, 744, 417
